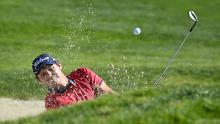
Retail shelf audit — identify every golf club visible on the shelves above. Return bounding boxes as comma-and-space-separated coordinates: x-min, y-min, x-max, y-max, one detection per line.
154, 11, 198, 86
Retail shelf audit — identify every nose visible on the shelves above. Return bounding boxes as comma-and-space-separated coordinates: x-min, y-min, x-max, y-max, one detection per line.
44, 70, 52, 79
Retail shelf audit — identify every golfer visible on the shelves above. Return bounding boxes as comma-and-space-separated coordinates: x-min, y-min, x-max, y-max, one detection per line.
32, 54, 117, 110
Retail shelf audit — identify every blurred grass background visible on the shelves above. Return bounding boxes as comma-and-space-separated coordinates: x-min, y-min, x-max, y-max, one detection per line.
0, 0, 220, 123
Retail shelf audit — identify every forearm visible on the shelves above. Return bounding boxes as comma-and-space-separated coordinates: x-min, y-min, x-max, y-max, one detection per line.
99, 81, 118, 95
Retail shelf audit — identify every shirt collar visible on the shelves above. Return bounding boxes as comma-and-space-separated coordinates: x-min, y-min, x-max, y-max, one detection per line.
48, 78, 75, 94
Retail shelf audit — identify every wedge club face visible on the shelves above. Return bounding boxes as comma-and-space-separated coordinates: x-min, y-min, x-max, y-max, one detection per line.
189, 11, 198, 32
189, 11, 198, 22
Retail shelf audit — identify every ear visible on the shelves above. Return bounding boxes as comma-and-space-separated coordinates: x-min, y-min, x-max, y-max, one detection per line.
56, 63, 62, 70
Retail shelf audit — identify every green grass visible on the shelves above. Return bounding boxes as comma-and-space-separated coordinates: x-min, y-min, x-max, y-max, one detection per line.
0, 0, 220, 123
2, 85, 220, 124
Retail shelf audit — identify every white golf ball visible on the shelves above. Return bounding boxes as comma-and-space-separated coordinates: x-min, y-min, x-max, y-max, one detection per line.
132, 27, 141, 35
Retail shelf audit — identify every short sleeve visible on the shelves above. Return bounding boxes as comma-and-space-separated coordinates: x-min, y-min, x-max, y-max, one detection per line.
85, 68, 103, 86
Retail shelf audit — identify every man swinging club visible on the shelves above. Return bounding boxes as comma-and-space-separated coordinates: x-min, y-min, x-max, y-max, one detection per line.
32, 54, 117, 110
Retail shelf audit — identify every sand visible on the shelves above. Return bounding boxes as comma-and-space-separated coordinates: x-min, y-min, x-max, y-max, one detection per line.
0, 98, 45, 122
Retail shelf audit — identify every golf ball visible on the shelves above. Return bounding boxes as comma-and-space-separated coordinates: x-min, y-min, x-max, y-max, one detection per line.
133, 28, 141, 35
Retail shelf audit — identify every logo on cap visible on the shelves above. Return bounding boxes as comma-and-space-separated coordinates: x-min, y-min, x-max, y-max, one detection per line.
33, 57, 50, 70
32, 54, 57, 74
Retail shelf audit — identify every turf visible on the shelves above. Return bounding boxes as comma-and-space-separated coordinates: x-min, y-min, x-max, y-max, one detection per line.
0, 0, 220, 123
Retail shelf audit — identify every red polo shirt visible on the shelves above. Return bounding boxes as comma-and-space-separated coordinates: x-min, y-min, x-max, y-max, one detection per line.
45, 67, 103, 109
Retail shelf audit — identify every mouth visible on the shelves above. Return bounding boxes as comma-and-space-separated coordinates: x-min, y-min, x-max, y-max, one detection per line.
48, 75, 60, 85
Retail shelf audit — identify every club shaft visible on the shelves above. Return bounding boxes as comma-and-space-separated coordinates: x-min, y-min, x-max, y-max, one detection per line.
190, 22, 197, 32
154, 31, 191, 86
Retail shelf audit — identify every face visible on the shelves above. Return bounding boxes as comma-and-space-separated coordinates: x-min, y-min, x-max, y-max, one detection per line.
37, 64, 67, 88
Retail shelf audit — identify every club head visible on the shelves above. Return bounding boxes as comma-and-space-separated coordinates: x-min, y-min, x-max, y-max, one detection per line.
189, 11, 198, 22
